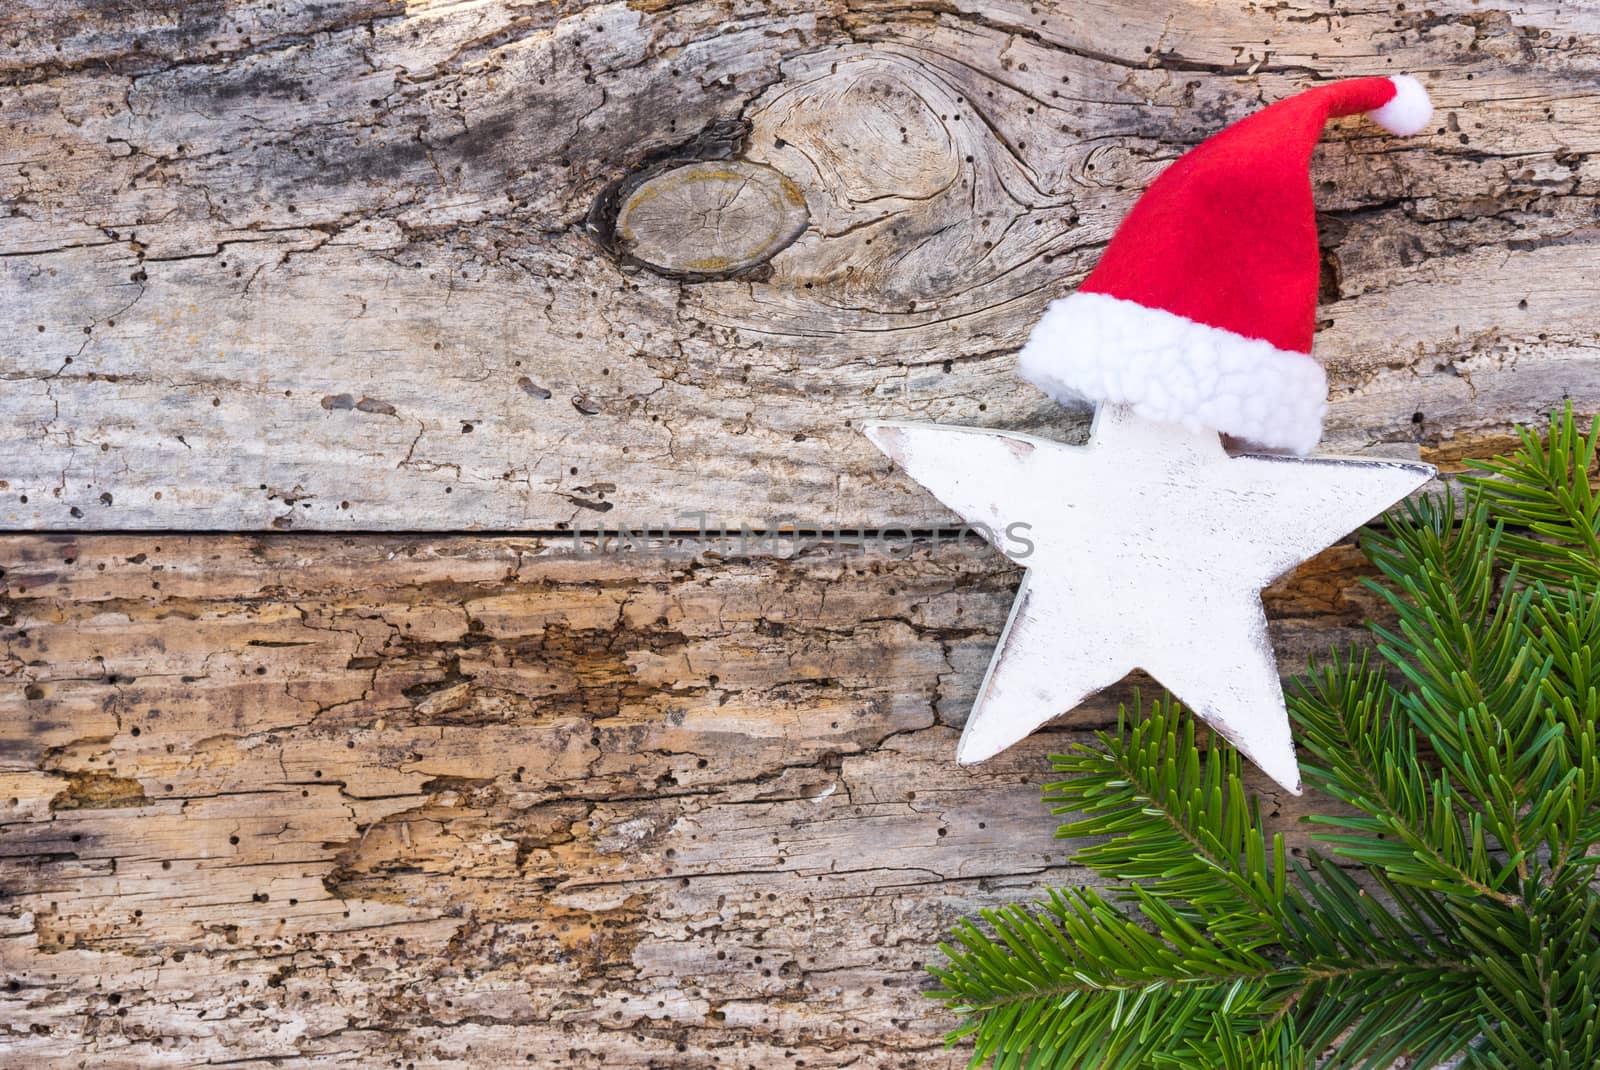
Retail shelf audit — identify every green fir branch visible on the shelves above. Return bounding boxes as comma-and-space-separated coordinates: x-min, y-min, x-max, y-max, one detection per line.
1043, 695, 1286, 945
1463, 402, 1600, 588
929, 405, 1600, 1069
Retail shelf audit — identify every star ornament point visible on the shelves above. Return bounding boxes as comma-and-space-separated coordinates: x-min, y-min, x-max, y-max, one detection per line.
863, 405, 1435, 794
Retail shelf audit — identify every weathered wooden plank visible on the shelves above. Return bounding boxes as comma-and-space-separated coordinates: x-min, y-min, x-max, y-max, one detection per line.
1, 534, 1386, 1066
2, 0, 1596, 529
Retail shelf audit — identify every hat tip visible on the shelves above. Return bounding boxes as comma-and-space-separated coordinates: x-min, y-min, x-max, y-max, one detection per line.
1371, 73, 1433, 136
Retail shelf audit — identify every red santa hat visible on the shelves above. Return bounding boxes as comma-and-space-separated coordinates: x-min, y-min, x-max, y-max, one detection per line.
1017, 75, 1433, 455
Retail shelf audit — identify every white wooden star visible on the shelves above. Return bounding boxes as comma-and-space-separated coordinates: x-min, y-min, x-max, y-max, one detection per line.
862, 404, 1435, 794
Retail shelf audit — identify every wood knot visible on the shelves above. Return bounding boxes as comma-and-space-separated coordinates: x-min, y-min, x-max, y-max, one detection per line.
609, 161, 808, 278
590, 119, 810, 283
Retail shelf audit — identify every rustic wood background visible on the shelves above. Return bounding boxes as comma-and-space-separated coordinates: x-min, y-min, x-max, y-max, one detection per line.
1, 0, 1596, 1066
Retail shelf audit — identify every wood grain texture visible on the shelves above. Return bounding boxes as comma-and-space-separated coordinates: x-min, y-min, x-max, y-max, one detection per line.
1, 534, 1389, 1067
2, 0, 1596, 530
3, 1, 1597, 1066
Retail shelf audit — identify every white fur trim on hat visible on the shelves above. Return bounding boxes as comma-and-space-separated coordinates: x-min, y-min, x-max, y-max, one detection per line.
1370, 74, 1432, 137
1016, 291, 1329, 455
